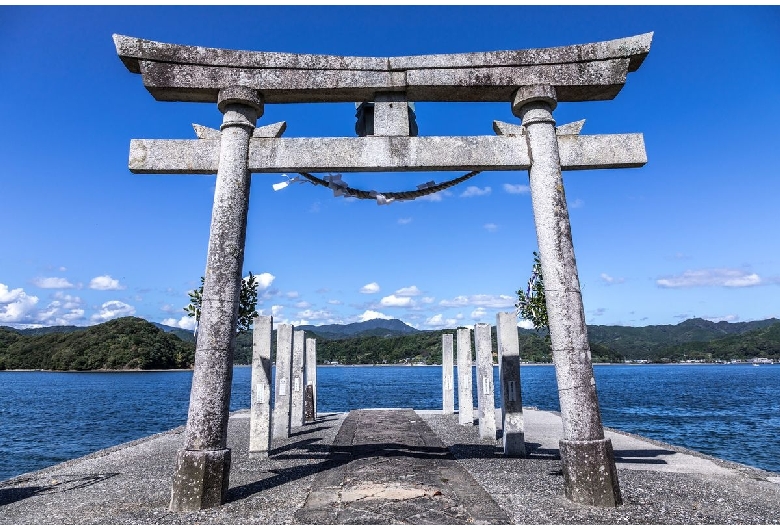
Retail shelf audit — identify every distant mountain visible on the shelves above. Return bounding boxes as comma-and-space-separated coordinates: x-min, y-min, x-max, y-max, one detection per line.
588, 318, 780, 360
152, 323, 196, 343
12, 325, 82, 336
297, 318, 420, 339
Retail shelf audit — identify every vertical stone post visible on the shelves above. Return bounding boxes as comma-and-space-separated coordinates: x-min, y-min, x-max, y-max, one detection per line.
456, 328, 474, 425
249, 315, 273, 457
290, 330, 305, 428
512, 85, 621, 507
272, 323, 294, 440
169, 86, 262, 512
305, 337, 317, 420
474, 323, 497, 440
496, 312, 526, 456
442, 334, 455, 414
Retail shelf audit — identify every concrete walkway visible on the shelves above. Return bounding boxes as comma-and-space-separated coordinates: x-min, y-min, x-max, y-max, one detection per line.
1, 408, 778, 525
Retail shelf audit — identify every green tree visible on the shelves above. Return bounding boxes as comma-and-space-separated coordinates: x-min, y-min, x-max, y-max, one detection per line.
185, 272, 260, 335
516, 251, 548, 335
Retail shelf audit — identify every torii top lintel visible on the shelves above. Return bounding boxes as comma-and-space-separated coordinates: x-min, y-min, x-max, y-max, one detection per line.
113, 33, 652, 104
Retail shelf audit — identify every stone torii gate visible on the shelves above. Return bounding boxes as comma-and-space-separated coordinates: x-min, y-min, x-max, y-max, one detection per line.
114, 32, 652, 512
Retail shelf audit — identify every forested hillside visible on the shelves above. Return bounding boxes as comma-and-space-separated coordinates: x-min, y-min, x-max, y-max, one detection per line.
0, 317, 194, 371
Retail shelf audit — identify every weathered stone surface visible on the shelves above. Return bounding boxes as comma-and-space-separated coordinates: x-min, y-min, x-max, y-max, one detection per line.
272, 324, 293, 440
441, 334, 454, 415
169, 448, 231, 512
114, 33, 652, 103
514, 85, 616, 505
372, 92, 412, 136
293, 409, 510, 525
170, 88, 259, 512
249, 316, 272, 456
493, 118, 585, 137
495, 312, 525, 456
474, 323, 496, 440
252, 121, 286, 138
559, 438, 622, 507
128, 133, 646, 174
290, 330, 305, 428
305, 337, 317, 420
455, 328, 474, 426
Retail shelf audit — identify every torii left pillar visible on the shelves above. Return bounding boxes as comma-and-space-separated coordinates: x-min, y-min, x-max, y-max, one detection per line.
169, 86, 262, 512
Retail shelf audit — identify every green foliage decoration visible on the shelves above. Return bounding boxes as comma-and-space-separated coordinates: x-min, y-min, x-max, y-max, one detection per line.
516, 251, 548, 334
185, 271, 260, 335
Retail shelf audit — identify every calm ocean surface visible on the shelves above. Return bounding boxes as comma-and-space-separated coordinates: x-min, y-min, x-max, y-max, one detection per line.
1, 364, 778, 481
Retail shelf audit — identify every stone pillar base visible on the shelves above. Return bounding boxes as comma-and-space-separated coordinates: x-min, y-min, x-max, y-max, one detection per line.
559, 438, 621, 507
169, 448, 231, 512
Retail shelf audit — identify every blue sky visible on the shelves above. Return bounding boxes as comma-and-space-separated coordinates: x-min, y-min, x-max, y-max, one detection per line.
1, 5, 779, 331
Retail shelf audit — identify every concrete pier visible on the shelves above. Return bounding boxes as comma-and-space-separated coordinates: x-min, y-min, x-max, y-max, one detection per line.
3, 408, 778, 525
474, 323, 496, 440
272, 324, 293, 440
441, 334, 455, 415
496, 312, 526, 456
249, 315, 273, 456
455, 328, 474, 426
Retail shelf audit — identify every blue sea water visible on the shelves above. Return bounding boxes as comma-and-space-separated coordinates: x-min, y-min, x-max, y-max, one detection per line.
0, 364, 778, 481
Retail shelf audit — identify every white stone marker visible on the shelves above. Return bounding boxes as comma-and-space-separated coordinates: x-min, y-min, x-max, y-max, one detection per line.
305, 337, 317, 420
442, 334, 455, 414
272, 323, 294, 439
496, 312, 526, 456
474, 323, 497, 440
290, 330, 305, 428
249, 315, 273, 456
456, 328, 474, 425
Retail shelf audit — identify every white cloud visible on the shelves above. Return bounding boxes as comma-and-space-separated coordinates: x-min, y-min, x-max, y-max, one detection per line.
484, 223, 498, 232
54, 292, 82, 309
569, 198, 585, 209
254, 272, 275, 290
160, 304, 177, 314
359, 310, 393, 321
162, 315, 197, 331
657, 269, 763, 288
439, 295, 470, 307
395, 286, 421, 296
89, 275, 125, 291
90, 300, 135, 323
471, 307, 487, 319
328, 299, 342, 305
398, 217, 412, 225
421, 296, 435, 304
600, 273, 625, 285
460, 186, 491, 198
503, 183, 530, 194
424, 314, 459, 329
441, 294, 515, 309
380, 295, 414, 307
417, 191, 449, 202
297, 309, 334, 321
360, 282, 380, 294
518, 319, 535, 330
294, 301, 311, 309
32, 277, 74, 289
286, 291, 299, 299
0, 284, 39, 324
37, 300, 85, 326
703, 314, 739, 323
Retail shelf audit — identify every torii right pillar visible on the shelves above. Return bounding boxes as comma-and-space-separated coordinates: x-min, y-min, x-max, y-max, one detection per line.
513, 84, 621, 507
